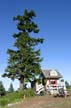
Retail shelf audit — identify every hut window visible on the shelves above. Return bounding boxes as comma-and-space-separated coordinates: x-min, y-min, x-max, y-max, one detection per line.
50, 80, 56, 84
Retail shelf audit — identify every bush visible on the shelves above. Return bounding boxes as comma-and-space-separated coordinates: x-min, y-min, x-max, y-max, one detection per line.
23, 89, 35, 97
0, 89, 35, 106
0, 98, 9, 106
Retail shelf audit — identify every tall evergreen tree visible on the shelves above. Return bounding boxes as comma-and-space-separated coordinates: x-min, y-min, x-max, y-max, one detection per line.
0, 81, 6, 96
8, 83, 14, 93
65, 81, 70, 89
2, 10, 44, 90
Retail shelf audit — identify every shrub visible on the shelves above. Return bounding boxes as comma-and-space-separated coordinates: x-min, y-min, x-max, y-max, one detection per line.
0, 98, 9, 106
0, 89, 35, 106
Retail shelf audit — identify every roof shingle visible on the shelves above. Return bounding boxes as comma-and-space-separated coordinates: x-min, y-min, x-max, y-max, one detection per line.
42, 69, 62, 78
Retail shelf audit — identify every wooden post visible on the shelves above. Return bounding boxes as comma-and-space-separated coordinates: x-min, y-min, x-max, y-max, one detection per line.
23, 95, 25, 100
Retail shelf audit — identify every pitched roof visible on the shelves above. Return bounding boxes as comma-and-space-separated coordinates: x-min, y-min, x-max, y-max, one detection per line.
42, 69, 62, 78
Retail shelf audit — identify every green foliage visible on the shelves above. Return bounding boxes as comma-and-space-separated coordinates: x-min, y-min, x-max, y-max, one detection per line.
0, 81, 6, 96
0, 89, 35, 106
8, 83, 14, 93
65, 81, 71, 89
0, 98, 9, 106
2, 9, 44, 90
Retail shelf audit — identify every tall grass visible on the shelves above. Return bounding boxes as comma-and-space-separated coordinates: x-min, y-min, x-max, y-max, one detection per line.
0, 89, 35, 106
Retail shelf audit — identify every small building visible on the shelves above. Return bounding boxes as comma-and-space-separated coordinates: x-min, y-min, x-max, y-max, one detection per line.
36, 69, 66, 95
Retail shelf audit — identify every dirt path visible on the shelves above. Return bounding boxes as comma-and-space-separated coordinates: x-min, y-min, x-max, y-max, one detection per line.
9, 95, 71, 108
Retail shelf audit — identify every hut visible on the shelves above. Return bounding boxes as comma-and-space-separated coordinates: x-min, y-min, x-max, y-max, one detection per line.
36, 69, 66, 95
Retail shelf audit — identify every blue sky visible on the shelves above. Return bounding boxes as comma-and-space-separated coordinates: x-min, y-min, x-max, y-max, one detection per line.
0, 0, 71, 90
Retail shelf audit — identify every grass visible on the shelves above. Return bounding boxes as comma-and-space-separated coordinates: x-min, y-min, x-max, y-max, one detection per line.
0, 89, 35, 107
0, 92, 71, 108
0, 106, 8, 108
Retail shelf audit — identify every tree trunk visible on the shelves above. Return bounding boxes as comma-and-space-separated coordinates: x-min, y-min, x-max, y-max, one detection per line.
20, 82, 24, 90
30, 80, 36, 90
19, 77, 25, 91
